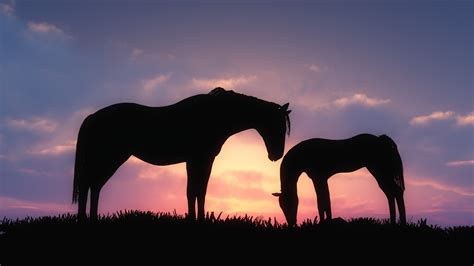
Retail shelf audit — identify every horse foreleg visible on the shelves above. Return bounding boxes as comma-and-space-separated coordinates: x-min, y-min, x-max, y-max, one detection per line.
197, 158, 214, 220
197, 175, 211, 221
186, 177, 197, 220
187, 157, 214, 221
387, 195, 396, 225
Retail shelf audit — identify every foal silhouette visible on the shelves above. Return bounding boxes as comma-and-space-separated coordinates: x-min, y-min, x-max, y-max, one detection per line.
73, 87, 291, 221
273, 134, 405, 226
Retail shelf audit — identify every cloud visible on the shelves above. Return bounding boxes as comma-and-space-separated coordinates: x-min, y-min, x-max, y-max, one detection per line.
297, 93, 391, 111
141, 73, 172, 91
410, 111, 455, 126
27, 21, 64, 34
0, 196, 73, 214
29, 140, 76, 156
333, 94, 391, 108
456, 112, 474, 126
131, 48, 143, 59
192, 75, 257, 90
0, 2, 14, 16
410, 111, 473, 126
7, 117, 58, 133
406, 178, 474, 197
307, 64, 320, 72
446, 160, 474, 167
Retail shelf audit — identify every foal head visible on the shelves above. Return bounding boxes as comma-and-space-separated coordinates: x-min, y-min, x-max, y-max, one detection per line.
272, 191, 298, 227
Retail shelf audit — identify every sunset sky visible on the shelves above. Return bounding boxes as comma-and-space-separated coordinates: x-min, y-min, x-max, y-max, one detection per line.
0, 0, 472, 226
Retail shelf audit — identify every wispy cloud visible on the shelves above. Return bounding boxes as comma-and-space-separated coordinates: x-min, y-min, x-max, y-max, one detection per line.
7, 117, 58, 133
410, 111, 455, 126
406, 178, 474, 197
131, 48, 143, 59
295, 92, 390, 111
446, 160, 474, 167
456, 112, 474, 126
29, 140, 76, 156
333, 94, 391, 108
0, 2, 14, 16
192, 75, 257, 90
307, 64, 321, 73
141, 73, 172, 92
27, 21, 64, 34
410, 111, 473, 126
0, 196, 73, 213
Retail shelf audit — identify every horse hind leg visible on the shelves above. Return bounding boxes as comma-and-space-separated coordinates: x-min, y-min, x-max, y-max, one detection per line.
90, 185, 102, 222
77, 185, 89, 222
88, 156, 129, 222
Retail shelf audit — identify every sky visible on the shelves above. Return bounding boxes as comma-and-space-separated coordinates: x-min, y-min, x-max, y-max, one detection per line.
0, 0, 472, 226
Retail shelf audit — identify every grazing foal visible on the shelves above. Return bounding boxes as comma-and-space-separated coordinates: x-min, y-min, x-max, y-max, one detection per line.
273, 134, 405, 226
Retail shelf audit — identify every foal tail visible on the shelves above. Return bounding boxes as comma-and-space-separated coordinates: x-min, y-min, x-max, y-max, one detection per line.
379, 135, 405, 191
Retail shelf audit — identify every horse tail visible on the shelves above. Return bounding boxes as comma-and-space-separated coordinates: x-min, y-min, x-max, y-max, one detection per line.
379, 134, 405, 191
72, 116, 90, 204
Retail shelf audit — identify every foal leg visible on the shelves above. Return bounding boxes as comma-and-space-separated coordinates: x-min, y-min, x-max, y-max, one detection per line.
396, 193, 406, 225
313, 178, 331, 222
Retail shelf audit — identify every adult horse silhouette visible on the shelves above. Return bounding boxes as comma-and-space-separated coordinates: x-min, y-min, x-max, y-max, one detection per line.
73, 87, 291, 221
273, 134, 405, 226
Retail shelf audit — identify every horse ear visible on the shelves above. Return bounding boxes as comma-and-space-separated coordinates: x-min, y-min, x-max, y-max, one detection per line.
280, 103, 289, 111
272, 192, 282, 197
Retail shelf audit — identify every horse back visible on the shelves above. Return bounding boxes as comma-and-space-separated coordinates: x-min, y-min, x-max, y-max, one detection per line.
284, 134, 380, 176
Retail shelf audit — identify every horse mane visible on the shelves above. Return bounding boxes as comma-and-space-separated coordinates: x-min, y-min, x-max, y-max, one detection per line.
208, 87, 291, 135
379, 134, 404, 190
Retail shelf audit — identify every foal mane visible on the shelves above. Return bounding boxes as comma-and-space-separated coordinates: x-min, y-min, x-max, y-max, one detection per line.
208, 87, 291, 135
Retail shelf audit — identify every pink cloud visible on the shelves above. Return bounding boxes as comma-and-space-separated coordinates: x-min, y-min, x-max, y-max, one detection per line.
7, 117, 58, 133
192, 75, 257, 90
0, 196, 74, 214
406, 178, 474, 197
27, 21, 64, 34
333, 93, 391, 107
456, 112, 474, 126
29, 140, 76, 156
141, 73, 172, 91
410, 111, 455, 126
446, 160, 474, 167
0, 2, 14, 16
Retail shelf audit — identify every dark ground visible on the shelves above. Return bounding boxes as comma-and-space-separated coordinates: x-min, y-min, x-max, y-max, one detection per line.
0, 210, 472, 264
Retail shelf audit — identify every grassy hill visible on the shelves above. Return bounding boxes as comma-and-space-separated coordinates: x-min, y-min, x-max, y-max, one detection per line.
1, 210, 472, 263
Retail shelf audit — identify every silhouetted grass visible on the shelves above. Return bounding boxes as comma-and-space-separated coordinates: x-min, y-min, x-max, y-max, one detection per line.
1, 211, 472, 263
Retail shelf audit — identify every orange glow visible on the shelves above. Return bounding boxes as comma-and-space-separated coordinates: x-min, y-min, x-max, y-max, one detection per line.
90, 130, 473, 226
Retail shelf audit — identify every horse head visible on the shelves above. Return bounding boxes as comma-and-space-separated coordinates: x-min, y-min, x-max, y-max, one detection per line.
258, 103, 291, 161
272, 191, 298, 227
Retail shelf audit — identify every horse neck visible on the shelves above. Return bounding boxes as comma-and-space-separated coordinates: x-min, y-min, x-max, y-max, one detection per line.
221, 100, 268, 136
